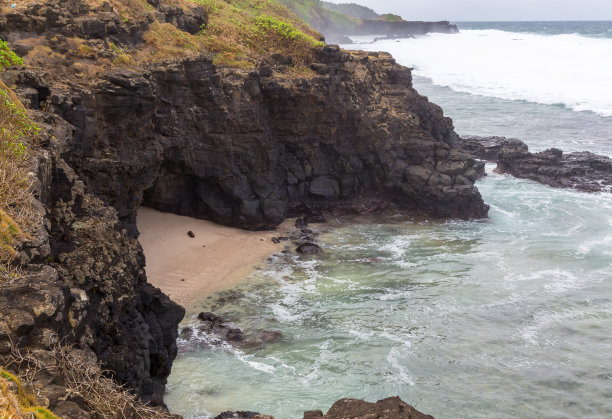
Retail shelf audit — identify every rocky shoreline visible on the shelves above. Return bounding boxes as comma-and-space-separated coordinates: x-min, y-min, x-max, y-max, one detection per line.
459, 135, 612, 193
0, 0, 489, 417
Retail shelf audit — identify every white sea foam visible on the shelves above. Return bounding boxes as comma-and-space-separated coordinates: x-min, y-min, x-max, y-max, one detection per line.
347, 30, 612, 117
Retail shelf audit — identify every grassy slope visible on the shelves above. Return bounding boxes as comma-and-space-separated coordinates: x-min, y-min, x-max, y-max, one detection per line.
138, 0, 325, 68
0, 76, 38, 272
276, 0, 360, 34
320, 1, 379, 19
9, 0, 326, 73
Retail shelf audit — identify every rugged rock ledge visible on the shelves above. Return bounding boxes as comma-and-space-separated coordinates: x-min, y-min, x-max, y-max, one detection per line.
3, 52, 489, 233
304, 397, 434, 419
218, 397, 433, 419
1, 0, 486, 414
460, 136, 612, 192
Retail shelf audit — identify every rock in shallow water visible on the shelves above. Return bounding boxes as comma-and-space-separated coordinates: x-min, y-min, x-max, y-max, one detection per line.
304, 397, 434, 419
296, 243, 322, 255
215, 412, 272, 419
460, 135, 612, 193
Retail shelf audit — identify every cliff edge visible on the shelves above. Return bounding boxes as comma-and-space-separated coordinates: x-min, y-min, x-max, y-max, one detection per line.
0, 0, 486, 415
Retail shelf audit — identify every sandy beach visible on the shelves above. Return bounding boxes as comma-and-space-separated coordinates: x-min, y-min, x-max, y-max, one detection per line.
137, 207, 292, 311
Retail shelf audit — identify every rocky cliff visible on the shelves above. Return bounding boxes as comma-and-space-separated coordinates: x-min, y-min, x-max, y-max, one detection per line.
63, 46, 487, 233
278, 0, 458, 44
1, 0, 486, 415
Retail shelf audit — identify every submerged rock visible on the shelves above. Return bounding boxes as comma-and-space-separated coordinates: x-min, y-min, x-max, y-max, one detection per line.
304, 214, 327, 224
215, 412, 272, 419
296, 243, 322, 255
304, 397, 434, 419
197, 312, 221, 322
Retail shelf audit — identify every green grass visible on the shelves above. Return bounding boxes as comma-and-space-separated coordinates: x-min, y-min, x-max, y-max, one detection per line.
135, 0, 324, 69
379, 13, 404, 22
0, 81, 38, 269
276, 0, 360, 33
0, 38, 23, 70
1, 368, 63, 418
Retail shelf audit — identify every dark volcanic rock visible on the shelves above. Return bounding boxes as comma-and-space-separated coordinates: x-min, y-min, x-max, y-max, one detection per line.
496, 147, 612, 192
197, 312, 245, 342
215, 412, 272, 419
198, 311, 221, 322
72, 48, 487, 229
304, 397, 434, 419
461, 136, 612, 192
296, 243, 322, 255
304, 214, 327, 224
474, 160, 486, 179
459, 136, 529, 162
1, 1, 487, 412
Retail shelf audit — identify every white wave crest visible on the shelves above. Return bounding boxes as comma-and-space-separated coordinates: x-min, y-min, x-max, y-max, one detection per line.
347, 30, 612, 117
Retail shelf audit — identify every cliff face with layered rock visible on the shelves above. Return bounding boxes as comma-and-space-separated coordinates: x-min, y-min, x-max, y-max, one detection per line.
61, 46, 488, 232
1, 0, 486, 414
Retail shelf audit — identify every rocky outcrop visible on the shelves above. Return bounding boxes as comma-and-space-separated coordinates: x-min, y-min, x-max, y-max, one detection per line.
46, 47, 487, 232
458, 135, 528, 162
1, 0, 487, 413
0, 127, 184, 407
497, 147, 612, 192
214, 397, 433, 419
304, 397, 434, 419
460, 136, 612, 192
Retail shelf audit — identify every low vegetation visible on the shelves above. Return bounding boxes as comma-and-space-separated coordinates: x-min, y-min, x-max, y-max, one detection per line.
132, 0, 325, 68
0, 79, 39, 277
2, 343, 174, 418
277, 0, 360, 33
0, 368, 60, 419
0, 38, 23, 70
379, 13, 404, 22
320, 1, 379, 19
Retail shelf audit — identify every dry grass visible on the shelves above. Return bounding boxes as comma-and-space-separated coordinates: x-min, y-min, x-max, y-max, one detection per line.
136, 21, 206, 63
0, 368, 60, 419
3, 343, 175, 419
0, 81, 40, 273
136, 0, 324, 68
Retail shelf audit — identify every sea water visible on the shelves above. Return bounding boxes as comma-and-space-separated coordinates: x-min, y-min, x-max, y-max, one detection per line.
165, 22, 612, 418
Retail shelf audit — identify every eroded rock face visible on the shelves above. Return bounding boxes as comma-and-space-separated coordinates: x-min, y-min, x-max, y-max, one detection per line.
304, 397, 434, 419
41, 47, 488, 232
0, 120, 184, 407
2, 0, 486, 410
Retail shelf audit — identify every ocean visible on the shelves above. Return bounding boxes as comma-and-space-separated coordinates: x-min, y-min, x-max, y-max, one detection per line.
165, 22, 612, 418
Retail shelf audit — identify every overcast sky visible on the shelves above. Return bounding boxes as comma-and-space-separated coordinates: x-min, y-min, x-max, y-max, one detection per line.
325, 0, 612, 21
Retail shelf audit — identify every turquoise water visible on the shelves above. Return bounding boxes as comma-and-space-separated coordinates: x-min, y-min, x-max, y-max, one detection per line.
165, 22, 612, 418
166, 170, 612, 418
